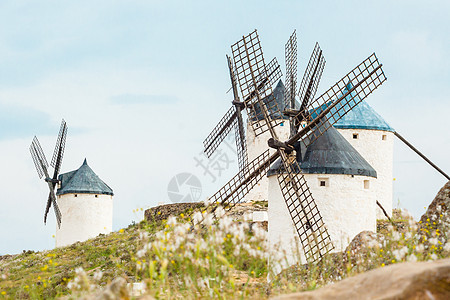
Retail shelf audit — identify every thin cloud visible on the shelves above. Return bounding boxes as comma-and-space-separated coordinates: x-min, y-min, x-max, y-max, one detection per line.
0, 103, 55, 140
110, 94, 179, 106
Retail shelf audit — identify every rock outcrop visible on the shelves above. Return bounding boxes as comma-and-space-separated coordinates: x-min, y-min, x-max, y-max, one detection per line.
272, 258, 450, 300
144, 202, 204, 222
420, 181, 450, 235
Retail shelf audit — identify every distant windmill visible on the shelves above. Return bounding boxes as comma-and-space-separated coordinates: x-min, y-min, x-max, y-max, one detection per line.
205, 29, 387, 262
30, 119, 67, 228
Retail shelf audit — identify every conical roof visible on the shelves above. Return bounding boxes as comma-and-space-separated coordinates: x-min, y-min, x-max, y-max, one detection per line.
251, 80, 289, 121
57, 159, 114, 196
311, 83, 394, 132
268, 126, 377, 177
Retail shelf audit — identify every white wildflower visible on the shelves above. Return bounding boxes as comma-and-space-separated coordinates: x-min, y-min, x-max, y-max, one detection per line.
392, 231, 402, 241
203, 197, 212, 206
405, 232, 412, 239
75, 267, 85, 275
67, 281, 77, 290
136, 249, 146, 258
406, 254, 417, 262
443, 243, 450, 252
203, 213, 214, 227
368, 239, 378, 248
219, 216, 233, 231
429, 238, 438, 245
167, 216, 177, 227
193, 211, 203, 225
415, 244, 425, 253
93, 270, 103, 281
436, 205, 442, 212
393, 246, 408, 261
215, 206, 226, 218
139, 231, 149, 240
430, 253, 438, 261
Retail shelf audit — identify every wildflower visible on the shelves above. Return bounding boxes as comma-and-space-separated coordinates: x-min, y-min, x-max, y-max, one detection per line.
167, 216, 177, 226
430, 253, 438, 261
119, 229, 124, 233
94, 271, 103, 281
415, 244, 425, 253
215, 206, 226, 218
392, 231, 402, 241
1, 291, 6, 295
139, 231, 149, 240
192, 211, 203, 225
393, 246, 408, 261
443, 243, 450, 252
429, 238, 438, 245
407, 254, 417, 262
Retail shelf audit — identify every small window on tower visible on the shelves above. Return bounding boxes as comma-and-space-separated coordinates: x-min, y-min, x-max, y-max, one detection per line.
95, 195, 98, 198
364, 180, 370, 189
353, 133, 359, 139
318, 178, 329, 187
382, 134, 387, 141
74, 194, 78, 197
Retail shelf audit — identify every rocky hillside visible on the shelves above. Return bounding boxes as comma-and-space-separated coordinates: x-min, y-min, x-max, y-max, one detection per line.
0, 182, 449, 299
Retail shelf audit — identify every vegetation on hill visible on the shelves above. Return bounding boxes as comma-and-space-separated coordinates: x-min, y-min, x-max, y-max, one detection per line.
0, 203, 449, 299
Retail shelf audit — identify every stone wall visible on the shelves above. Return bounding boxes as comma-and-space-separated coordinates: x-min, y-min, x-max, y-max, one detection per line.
144, 202, 205, 223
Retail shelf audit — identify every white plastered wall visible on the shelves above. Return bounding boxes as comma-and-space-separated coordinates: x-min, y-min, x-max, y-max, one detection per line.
55, 193, 113, 247
337, 129, 394, 218
245, 120, 290, 201
268, 173, 376, 269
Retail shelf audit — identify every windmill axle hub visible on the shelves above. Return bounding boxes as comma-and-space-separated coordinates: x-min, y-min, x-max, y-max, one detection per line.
283, 108, 300, 117
268, 138, 294, 154
232, 100, 245, 109
45, 178, 60, 184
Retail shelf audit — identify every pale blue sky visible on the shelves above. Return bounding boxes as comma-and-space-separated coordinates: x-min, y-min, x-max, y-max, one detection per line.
0, 0, 449, 254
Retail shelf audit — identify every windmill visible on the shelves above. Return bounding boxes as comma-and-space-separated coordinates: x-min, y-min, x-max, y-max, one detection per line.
205, 29, 387, 262
30, 119, 68, 228
203, 55, 282, 171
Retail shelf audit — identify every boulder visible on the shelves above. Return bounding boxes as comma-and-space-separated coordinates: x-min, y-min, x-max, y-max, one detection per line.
420, 181, 450, 236
272, 258, 450, 300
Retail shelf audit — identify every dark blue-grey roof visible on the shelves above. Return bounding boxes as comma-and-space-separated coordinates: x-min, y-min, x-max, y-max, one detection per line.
251, 80, 299, 121
268, 125, 377, 177
310, 83, 394, 132
57, 159, 114, 196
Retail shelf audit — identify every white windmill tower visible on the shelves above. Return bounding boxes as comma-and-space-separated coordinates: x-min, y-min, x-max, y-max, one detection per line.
267, 125, 378, 265
55, 158, 114, 247
330, 86, 395, 219
30, 121, 114, 248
